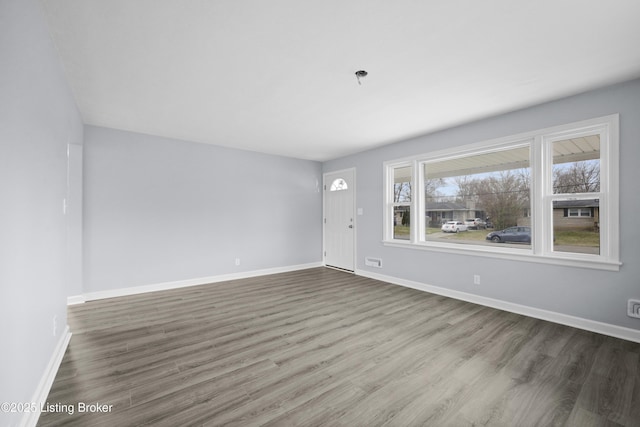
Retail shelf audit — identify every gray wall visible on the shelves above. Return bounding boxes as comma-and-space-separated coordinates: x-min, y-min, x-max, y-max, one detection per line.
0, 0, 83, 424
323, 78, 640, 331
83, 126, 322, 292
1, 1, 637, 418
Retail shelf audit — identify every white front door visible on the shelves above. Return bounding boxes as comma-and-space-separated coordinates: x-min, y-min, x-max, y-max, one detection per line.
324, 169, 355, 271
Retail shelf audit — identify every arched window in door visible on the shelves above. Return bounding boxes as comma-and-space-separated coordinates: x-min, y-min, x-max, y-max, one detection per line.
330, 178, 348, 191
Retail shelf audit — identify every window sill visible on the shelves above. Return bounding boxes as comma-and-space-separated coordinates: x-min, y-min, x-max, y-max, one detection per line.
382, 240, 621, 271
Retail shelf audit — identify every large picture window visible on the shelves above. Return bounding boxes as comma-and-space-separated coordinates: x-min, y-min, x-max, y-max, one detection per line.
423, 144, 531, 249
383, 115, 620, 270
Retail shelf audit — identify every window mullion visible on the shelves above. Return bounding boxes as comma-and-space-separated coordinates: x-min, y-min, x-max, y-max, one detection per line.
532, 135, 546, 255
413, 160, 423, 243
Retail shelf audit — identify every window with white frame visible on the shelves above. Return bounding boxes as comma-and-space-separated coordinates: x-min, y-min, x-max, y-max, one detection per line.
546, 128, 605, 257
567, 208, 592, 217
422, 143, 532, 249
390, 165, 412, 240
383, 115, 620, 270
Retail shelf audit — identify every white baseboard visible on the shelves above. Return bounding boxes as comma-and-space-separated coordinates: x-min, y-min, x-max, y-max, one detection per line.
356, 269, 640, 344
70, 262, 324, 303
21, 326, 72, 427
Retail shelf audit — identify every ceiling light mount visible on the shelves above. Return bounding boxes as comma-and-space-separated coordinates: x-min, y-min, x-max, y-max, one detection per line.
355, 70, 368, 85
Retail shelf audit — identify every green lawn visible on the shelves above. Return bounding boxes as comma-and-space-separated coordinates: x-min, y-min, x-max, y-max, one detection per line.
554, 230, 600, 247
393, 226, 410, 239
395, 227, 487, 240
394, 226, 599, 247
436, 229, 489, 241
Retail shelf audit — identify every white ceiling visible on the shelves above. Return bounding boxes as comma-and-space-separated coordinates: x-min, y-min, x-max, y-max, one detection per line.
41, 0, 640, 161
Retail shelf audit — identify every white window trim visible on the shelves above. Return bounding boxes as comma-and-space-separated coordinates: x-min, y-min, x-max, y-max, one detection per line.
383, 114, 620, 271
385, 162, 413, 241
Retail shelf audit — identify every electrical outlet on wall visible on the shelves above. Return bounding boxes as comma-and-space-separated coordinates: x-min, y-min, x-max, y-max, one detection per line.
473, 275, 481, 285
235, 258, 240, 266
628, 299, 640, 319
53, 315, 58, 337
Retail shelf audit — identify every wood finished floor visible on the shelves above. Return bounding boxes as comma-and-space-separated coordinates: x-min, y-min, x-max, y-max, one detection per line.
40, 268, 640, 426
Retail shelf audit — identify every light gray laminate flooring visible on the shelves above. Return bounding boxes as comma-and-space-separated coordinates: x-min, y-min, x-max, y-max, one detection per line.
39, 268, 640, 426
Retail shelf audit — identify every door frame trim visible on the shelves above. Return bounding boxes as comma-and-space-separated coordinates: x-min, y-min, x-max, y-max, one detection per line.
323, 167, 356, 271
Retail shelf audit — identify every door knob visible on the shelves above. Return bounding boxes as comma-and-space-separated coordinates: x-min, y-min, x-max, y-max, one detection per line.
348, 225, 353, 228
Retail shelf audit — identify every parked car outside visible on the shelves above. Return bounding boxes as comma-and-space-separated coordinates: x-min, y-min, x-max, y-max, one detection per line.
442, 221, 468, 233
486, 226, 531, 243
464, 218, 486, 230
